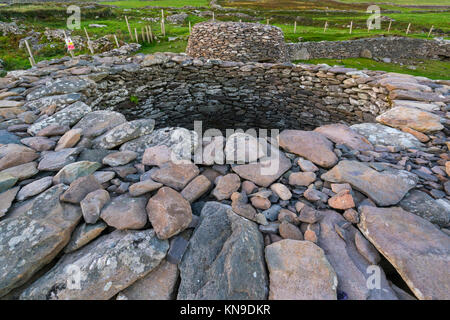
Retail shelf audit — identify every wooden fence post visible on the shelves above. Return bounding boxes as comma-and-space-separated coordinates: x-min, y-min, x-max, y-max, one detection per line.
125, 16, 133, 41
84, 27, 94, 55
24, 40, 36, 67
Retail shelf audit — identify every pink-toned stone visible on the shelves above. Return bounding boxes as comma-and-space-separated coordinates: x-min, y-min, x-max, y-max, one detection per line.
265, 240, 337, 300
180, 175, 211, 203
289, 172, 316, 186
212, 173, 241, 200
146, 187, 192, 240
55, 128, 82, 151
328, 190, 355, 210
142, 145, 173, 166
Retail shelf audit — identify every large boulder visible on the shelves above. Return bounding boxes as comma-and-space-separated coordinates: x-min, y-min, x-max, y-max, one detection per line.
146, 187, 192, 240
265, 240, 337, 300
314, 124, 373, 151
0, 185, 81, 297
376, 106, 443, 133
177, 202, 268, 299
232, 144, 291, 187
321, 160, 418, 206
92, 119, 155, 149
317, 210, 398, 300
20, 229, 168, 300
117, 260, 179, 300
73, 111, 126, 138
358, 206, 450, 300
350, 123, 424, 150
28, 102, 91, 136
278, 130, 338, 168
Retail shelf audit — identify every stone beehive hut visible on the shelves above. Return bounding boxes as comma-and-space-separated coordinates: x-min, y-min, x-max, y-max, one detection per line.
186, 21, 289, 63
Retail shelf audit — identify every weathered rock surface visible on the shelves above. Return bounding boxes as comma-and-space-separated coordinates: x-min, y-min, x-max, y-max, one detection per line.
117, 260, 179, 300
279, 130, 338, 168
0, 185, 81, 297
73, 111, 126, 138
322, 160, 418, 206
147, 187, 192, 240
151, 161, 199, 191
0, 186, 19, 218
399, 190, 450, 227
232, 147, 291, 187
100, 194, 148, 230
177, 202, 268, 300
16, 176, 53, 201
28, 102, 91, 135
317, 210, 397, 300
92, 119, 155, 149
64, 221, 107, 253
80, 189, 110, 224
20, 229, 168, 300
60, 175, 103, 204
314, 124, 373, 151
53, 161, 101, 185
376, 106, 444, 133
265, 240, 337, 300
212, 173, 241, 200
358, 206, 450, 300
181, 175, 211, 203
350, 123, 424, 150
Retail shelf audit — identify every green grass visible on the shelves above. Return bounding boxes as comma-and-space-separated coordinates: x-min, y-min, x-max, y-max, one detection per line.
100, 0, 209, 8
337, 0, 450, 5
295, 58, 450, 80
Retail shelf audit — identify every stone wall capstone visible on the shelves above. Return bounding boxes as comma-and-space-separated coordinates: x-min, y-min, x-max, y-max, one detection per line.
87, 52, 404, 131
186, 22, 290, 63
288, 37, 450, 61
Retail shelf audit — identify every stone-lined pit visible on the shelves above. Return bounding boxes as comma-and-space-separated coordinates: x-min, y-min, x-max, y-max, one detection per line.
91, 52, 396, 131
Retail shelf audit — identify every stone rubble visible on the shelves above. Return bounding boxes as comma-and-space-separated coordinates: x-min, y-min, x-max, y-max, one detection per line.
0, 39, 448, 301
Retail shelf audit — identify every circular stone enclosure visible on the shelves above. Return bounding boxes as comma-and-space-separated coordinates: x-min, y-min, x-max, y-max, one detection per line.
186, 22, 289, 63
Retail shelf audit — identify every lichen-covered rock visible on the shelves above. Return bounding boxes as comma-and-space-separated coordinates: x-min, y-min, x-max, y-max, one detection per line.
53, 161, 101, 185
28, 102, 92, 136
0, 185, 82, 297
350, 123, 424, 150
73, 111, 126, 139
26, 77, 92, 101
120, 127, 199, 161
399, 190, 450, 227
20, 229, 168, 300
177, 202, 268, 300
92, 119, 155, 150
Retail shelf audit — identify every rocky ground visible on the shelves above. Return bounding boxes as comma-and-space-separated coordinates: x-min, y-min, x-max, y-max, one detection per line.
0, 46, 449, 300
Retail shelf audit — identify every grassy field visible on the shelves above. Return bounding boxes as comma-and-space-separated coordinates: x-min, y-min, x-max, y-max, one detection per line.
0, 1, 449, 80
297, 58, 450, 80
100, 0, 209, 8
337, 0, 450, 5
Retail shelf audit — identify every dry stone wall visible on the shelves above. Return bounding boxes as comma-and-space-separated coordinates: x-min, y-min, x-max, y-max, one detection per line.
186, 22, 289, 63
88, 52, 444, 131
288, 37, 450, 61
